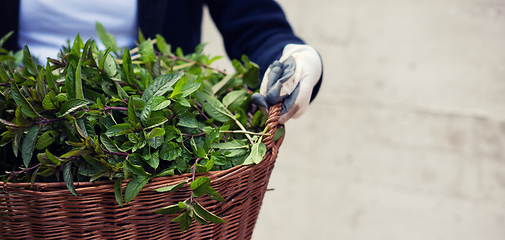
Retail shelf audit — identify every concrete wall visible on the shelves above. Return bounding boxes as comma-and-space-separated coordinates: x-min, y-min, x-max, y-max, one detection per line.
202, 1, 505, 239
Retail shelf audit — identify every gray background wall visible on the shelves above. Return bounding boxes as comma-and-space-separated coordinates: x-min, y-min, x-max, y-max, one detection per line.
201, 1, 505, 239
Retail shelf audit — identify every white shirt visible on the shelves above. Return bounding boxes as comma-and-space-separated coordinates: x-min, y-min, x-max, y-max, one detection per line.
18, 0, 137, 61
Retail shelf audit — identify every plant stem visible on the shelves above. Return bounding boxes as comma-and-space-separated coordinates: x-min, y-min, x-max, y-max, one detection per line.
103, 149, 129, 156
190, 158, 203, 204
219, 130, 271, 136
182, 132, 206, 137
104, 106, 128, 111
11, 163, 42, 175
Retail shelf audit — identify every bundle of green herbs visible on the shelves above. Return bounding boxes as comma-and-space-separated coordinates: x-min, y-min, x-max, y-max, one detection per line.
0, 24, 278, 231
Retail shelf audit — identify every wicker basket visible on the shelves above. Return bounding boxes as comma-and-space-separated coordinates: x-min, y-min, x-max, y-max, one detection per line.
0, 104, 284, 240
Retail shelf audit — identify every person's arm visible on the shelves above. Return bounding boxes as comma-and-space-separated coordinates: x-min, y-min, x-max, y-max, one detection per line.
205, 0, 302, 77
205, 0, 323, 124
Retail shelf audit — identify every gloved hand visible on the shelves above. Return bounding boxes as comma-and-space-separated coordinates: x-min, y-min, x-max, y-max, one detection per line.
251, 44, 322, 124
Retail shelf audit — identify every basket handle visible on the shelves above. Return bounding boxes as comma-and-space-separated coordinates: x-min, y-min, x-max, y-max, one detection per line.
262, 102, 282, 150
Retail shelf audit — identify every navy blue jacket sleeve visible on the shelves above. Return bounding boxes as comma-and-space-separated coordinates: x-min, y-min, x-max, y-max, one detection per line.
204, 0, 305, 77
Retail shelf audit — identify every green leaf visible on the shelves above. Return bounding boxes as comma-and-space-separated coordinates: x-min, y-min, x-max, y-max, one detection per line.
142, 73, 184, 103
45, 149, 64, 164
127, 97, 139, 125
90, 169, 108, 182
232, 59, 245, 73
81, 37, 92, 59
153, 204, 184, 215
0, 30, 13, 49
139, 38, 156, 63
98, 48, 113, 71
75, 60, 84, 100
150, 96, 171, 111
211, 140, 248, 157
146, 150, 160, 169
152, 168, 175, 177
45, 61, 58, 93
147, 135, 163, 149
100, 133, 121, 152
63, 161, 77, 196
203, 128, 219, 152
191, 177, 210, 198
14, 106, 31, 126
145, 116, 168, 129
103, 53, 118, 77
160, 142, 182, 161
22, 45, 39, 76
96, 22, 118, 54
122, 46, 135, 86
211, 73, 234, 95
59, 99, 89, 116
140, 98, 152, 125
193, 208, 209, 225
241, 55, 261, 89
194, 42, 208, 55
273, 128, 285, 142
42, 90, 57, 110
22, 124, 40, 167
251, 110, 264, 127
115, 81, 129, 100
155, 34, 171, 55
193, 201, 225, 224
205, 186, 225, 203
36, 65, 47, 100
105, 123, 132, 137
175, 47, 184, 58
155, 181, 187, 192
171, 74, 187, 98
60, 149, 94, 158
180, 82, 201, 98
146, 127, 165, 140
223, 89, 247, 111
172, 211, 192, 233
124, 175, 150, 203
70, 33, 83, 58
138, 28, 146, 43
10, 82, 39, 118
30, 165, 41, 186
195, 91, 232, 123
210, 140, 247, 150
177, 112, 198, 129
176, 98, 191, 108
35, 130, 58, 150
243, 141, 267, 165
114, 178, 124, 207
126, 159, 150, 177
0, 62, 10, 82
65, 64, 76, 99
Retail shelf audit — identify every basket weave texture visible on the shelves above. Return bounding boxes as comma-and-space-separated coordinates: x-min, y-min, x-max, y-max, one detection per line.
0, 104, 284, 240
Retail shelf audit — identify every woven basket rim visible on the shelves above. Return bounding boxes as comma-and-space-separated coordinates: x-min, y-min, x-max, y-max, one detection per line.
1, 103, 283, 193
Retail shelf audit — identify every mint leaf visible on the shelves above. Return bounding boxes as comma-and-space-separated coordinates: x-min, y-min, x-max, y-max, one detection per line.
195, 91, 231, 123
124, 175, 150, 203
243, 141, 267, 165
142, 73, 183, 103
59, 99, 89, 117
155, 181, 187, 192
153, 204, 184, 215
114, 178, 124, 207
22, 124, 40, 167
193, 201, 225, 224
63, 161, 77, 196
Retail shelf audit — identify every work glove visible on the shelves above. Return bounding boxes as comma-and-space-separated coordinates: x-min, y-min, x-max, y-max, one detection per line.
251, 44, 322, 124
